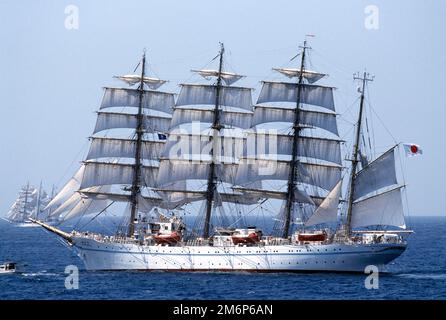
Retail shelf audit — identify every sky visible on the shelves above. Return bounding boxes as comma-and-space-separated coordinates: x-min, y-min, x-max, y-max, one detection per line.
0, 0, 444, 217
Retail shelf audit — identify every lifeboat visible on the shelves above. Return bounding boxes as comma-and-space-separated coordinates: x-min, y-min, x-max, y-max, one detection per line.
231, 229, 261, 245
297, 232, 327, 242
153, 231, 181, 245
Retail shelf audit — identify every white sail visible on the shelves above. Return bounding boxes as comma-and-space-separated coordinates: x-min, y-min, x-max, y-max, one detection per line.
157, 159, 238, 187
353, 148, 397, 200
351, 187, 405, 229
272, 68, 327, 83
170, 108, 252, 129
305, 180, 342, 226
176, 84, 253, 111
86, 137, 165, 161
161, 133, 244, 161
49, 192, 80, 218
245, 132, 342, 165
6, 185, 39, 221
158, 66, 253, 210
156, 180, 258, 206
235, 159, 341, 192
100, 87, 175, 114
93, 112, 172, 134
113, 75, 167, 89
44, 165, 83, 212
257, 81, 335, 112
62, 190, 111, 221
192, 69, 245, 85
252, 105, 338, 136
80, 162, 158, 189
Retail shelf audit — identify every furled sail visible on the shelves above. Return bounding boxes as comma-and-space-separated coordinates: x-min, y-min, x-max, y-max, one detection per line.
192, 69, 245, 86
272, 68, 327, 83
113, 75, 167, 90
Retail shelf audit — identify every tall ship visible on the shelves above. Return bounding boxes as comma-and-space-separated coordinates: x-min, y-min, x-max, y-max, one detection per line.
34, 41, 412, 272
5, 183, 55, 226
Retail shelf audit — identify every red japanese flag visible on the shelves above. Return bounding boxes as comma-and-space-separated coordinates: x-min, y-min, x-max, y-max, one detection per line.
403, 143, 423, 157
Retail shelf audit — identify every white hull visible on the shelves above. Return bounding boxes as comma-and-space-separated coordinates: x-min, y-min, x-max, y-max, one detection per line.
72, 237, 406, 273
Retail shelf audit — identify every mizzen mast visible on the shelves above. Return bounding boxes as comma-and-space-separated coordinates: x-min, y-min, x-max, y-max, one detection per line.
344, 71, 374, 237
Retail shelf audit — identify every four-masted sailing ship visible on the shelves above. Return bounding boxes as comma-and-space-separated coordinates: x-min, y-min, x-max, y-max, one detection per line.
33, 41, 411, 272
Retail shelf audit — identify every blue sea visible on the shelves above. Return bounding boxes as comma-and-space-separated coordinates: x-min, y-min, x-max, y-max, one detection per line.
1, 216, 445, 300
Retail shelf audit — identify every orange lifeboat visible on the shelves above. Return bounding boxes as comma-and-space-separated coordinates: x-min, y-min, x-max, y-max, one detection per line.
153, 231, 181, 245
297, 232, 327, 242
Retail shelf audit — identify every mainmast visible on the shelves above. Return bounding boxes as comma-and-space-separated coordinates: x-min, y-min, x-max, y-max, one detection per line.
203, 43, 224, 239
282, 40, 309, 239
128, 51, 146, 237
344, 71, 374, 236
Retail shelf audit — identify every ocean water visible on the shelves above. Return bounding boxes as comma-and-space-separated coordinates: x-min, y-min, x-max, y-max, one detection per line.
0, 216, 445, 300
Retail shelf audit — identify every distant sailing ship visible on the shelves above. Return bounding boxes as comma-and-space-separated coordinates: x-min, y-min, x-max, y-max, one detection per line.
35, 41, 413, 272
5, 183, 56, 227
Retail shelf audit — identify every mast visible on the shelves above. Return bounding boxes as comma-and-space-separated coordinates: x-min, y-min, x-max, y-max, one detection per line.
23, 182, 30, 220
344, 71, 374, 236
35, 181, 43, 220
203, 43, 224, 239
128, 51, 146, 237
282, 40, 309, 239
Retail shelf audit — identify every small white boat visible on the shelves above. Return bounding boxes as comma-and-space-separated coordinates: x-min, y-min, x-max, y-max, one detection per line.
0, 262, 19, 275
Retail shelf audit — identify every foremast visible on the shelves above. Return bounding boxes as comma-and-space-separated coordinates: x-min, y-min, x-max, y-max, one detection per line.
203, 43, 224, 239
283, 40, 309, 238
344, 71, 374, 237
128, 52, 147, 237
